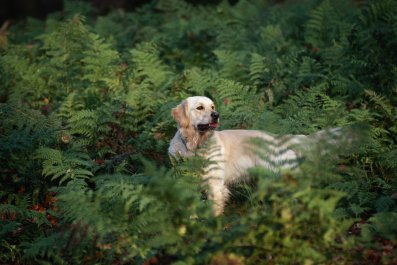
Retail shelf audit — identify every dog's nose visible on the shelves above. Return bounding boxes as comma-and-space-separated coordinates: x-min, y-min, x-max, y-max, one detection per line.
211, 111, 219, 120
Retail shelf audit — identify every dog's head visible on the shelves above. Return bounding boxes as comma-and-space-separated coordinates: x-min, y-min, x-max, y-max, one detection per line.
172, 96, 219, 132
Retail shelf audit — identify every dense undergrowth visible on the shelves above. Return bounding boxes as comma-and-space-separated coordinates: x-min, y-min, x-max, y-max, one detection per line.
1, 0, 397, 264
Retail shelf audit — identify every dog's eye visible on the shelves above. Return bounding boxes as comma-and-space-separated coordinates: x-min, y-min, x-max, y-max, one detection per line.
196, 106, 204, 110
211, 106, 214, 110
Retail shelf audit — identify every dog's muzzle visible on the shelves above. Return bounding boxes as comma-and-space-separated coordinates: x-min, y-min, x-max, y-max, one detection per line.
211, 111, 219, 121
197, 112, 219, 132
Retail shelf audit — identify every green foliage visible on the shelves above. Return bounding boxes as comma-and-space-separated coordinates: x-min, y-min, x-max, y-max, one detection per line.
216, 79, 263, 128
361, 212, 397, 241
234, 172, 352, 264
1, 0, 397, 264
35, 147, 94, 184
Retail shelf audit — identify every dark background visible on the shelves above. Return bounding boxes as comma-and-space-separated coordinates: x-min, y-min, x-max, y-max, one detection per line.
0, 0, 233, 25
0, 0, 146, 24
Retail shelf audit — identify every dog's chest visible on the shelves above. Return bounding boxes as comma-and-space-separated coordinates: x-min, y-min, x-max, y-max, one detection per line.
168, 131, 193, 158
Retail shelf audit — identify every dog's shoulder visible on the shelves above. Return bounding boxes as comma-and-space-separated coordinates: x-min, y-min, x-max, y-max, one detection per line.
168, 130, 191, 158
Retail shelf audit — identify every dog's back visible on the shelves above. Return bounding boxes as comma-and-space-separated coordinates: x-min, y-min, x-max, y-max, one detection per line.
211, 130, 307, 184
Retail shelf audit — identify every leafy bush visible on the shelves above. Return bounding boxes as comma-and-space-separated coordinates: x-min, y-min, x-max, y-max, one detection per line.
1, 0, 397, 264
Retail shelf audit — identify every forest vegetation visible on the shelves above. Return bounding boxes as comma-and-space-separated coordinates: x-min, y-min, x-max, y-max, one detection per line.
1, 0, 397, 264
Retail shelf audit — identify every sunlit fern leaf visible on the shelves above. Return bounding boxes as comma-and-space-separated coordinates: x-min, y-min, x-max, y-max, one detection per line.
129, 42, 173, 88
40, 15, 90, 79
249, 53, 270, 87
364, 89, 394, 117
1, 47, 46, 103
68, 109, 98, 140
183, 67, 218, 96
35, 147, 93, 184
57, 92, 84, 120
82, 33, 122, 93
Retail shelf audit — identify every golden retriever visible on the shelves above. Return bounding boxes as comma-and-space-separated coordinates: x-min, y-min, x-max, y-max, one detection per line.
168, 96, 342, 215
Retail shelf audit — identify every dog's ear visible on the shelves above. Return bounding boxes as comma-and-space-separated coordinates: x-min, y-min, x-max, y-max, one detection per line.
172, 100, 189, 127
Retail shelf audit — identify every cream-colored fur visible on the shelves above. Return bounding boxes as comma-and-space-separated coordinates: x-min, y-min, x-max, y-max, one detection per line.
168, 96, 325, 215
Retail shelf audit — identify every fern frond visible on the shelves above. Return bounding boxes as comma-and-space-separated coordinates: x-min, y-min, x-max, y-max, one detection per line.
57, 92, 84, 119
183, 67, 217, 95
216, 79, 263, 128
364, 89, 394, 117
35, 147, 93, 184
82, 33, 122, 93
359, 0, 397, 27
258, 24, 286, 53
22, 233, 64, 259
375, 196, 395, 212
0, 204, 50, 226
214, 50, 248, 82
249, 53, 270, 87
129, 42, 173, 87
277, 84, 344, 133
305, 0, 339, 47
68, 109, 98, 139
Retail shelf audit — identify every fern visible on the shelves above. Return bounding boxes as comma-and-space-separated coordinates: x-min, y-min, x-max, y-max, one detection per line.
48, 161, 209, 262
123, 83, 166, 136
214, 49, 248, 82
248, 53, 270, 88
22, 232, 65, 260
56, 92, 84, 120
359, 0, 397, 27
361, 212, 397, 241
183, 67, 217, 96
68, 109, 99, 140
0, 203, 50, 227
38, 15, 91, 95
276, 84, 345, 133
0, 103, 60, 184
375, 196, 395, 213
257, 24, 287, 53
0, 193, 51, 263
2, 0, 397, 263
216, 79, 263, 128
129, 42, 173, 88
305, 0, 348, 48
35, 147, 93, 184
1, 47, 47, 103
365, 89, 394, 117
82, 33, 122, 94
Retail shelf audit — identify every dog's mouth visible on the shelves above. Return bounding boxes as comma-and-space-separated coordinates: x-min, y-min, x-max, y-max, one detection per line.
197, 122, 219, 132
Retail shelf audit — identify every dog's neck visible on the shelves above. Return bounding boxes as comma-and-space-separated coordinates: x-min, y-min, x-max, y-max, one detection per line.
178, 125, 213, 152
